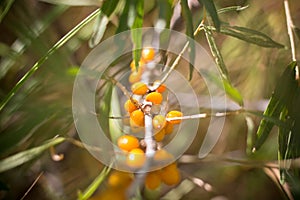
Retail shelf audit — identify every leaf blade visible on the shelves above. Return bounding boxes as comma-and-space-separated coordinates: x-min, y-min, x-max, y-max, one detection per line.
198, 0, 220, 31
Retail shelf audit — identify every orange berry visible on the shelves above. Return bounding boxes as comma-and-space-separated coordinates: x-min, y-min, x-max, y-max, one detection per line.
152, 115, 166, 129
126, 148, 146, 168
95, 188, 127, 200
153, 80, 166, 93
154, 128, 165, 142
164, 122, 174, 135
141, 47, 155, 62
130, 110, 145, 127
161, 164, 180, 186
154, 149, 173, 162
166, 110, 183, 124
117, 135, 140, 152
124, 99, 138, 113
145, 92, 163, 104
145, 171, 161, 190
129, 71, 141, 83
131, 82, 148, 95
130, 59, 145, 72
108, 170, 134, 188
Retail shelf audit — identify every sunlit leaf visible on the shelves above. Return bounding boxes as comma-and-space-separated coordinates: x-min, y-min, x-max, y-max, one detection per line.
39, 0, 101, 6
89, 0, 119, 47
202, 71, 243, 106
109, 88, 123, 144
253, 61, 298, 151
131, 0, 144, 71
181, 0, 195, 81
0, 9, 101, 111
99, 82, 113, 136
0, 0, 15, 22
198, 0, 220, 31
217, 5, 249, 14
0, 137, 65, 173
77, 166, 111, 200
208, 25, 284, 48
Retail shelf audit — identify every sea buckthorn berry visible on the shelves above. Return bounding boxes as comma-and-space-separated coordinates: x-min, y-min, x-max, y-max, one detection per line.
153, 80, 166, 93
164, 122, 174, 135
124, 99, 138, 113
95, 188, 127, 200
117, 135, 140, 152
166, 110, 183, 124
141, 47, 155, 62
145, 171, 161, 190
161, 164, 181, 186
129, 71, 141, 83
126, 148, 146, 168
145, 92, 163, 105
130, 110, 145, 127
108, 171, 134, 188
152, 115, 166, 129
131, 82, 148, 95
154, 149, 173, 161
154, 128, 165, 142
130, 60, 145, 72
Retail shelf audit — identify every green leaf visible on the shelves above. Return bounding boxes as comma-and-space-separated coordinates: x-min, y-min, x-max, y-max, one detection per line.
130, 0, 144, 70
181, 0, 195, 81
0, 9, 101, 112
208, 25, 284, 48
39, 0, 101, 6
217, 5, 249, 14
0, 137, 65, 173
109, 87, 123, 144
203, 25, 229, 79
253, 61, 298, 151
89, 0, 119, 47
78, 166, 112, 200
99, 82, 113, 136
0, 0, 15, 22
115, 0, 131, 33
198, 0, 220, 31
202, 71, 243, 106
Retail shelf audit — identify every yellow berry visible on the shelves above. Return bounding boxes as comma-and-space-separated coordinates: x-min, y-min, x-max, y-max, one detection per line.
154, 149, 173, 162
161, 164, 180, 186
141, 47, 155, 62
126, 148, 146, 168
145, 171, 161, 190
124, 99, 138, 113
131, 82, 148, 95
107, 170, 134, 188
164, 122, 174, 135
145, 92, 163, 104
117, 135, 140, 152
152, 115, 166, 129
95, 188, 127, 200
129, 71, 141, 83
153, 80, 166, 93
130, 110, 145, 127
166, 110, 183, 124
154, 128, 165, 142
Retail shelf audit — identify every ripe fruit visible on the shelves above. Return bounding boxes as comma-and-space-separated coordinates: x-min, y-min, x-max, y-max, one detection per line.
129, 71, 141, 83
153, 80, 166, 93
141, 47, 155, 62
152, 115, 166, 129
145, 92, 163, 104
130, 59, 145, 72
145, 171, 161, 190
95, 188, 127, 200
131, 82, 148, 95
108, 171, 134, 188
166, 110, 183, 124
161, 164, 181, 185
130, 110, 145, 127
154, 128, 165, 142
117, 135, 140, 152
126, 148, 146, 168
154, 149, 173, 162
124, 99, 138, 113
164, 122, 174, 135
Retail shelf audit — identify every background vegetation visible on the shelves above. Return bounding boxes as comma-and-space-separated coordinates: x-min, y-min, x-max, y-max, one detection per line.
0, 0, 299, 199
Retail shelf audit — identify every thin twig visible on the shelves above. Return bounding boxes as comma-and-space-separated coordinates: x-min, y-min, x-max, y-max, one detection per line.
284, 0, 299, 81
20, 171, 44, 200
